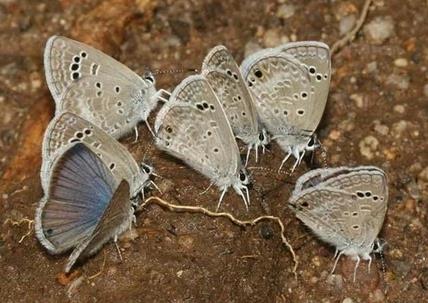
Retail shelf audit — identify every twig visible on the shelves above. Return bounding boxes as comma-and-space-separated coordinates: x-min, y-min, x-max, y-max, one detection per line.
87, 251, 107, 280
138, 196, 298, 279
331, 0, 373, 54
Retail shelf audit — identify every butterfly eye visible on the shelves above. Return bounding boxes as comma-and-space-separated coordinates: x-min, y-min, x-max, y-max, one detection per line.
239, 171, 248, 182
141, 164, 152, 174
144, 74, 155, 83
259, 133, 265, 141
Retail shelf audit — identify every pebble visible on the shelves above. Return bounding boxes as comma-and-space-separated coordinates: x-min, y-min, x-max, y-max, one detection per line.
386, 74, 410, 90
369, 289, 386, 302
263, 29, 288, 48
328, 129, 341, 140
366, 61, 378, 73
342, 298, 354, 303
394, 58, 408, 67
326, 274, 344, 290
364, 16, 395, 44
359, 136, 379, 160
393, 104, 405, 114
276, 4, 296, 19
311, 255, 321, 267
391, 120, 408, 138
373, 120, 389, 136
350, 93, 364, 108
244, 40, 262, 58
418, 166, 428, 182
339, 14, 356, 36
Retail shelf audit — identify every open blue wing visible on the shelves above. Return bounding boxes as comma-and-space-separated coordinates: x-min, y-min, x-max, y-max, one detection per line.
37, 143, 117, 253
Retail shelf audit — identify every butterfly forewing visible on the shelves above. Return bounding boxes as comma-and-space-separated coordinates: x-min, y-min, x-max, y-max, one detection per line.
44, 36, 157, 138
36, 144, 119, 254
241, 49, 313, 139
202, 46, 260, 144
155, 75, 241, 185
41, 112, 146, 197
278, 41, 331, 132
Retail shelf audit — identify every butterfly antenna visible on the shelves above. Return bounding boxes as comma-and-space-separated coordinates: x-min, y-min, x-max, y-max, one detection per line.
151, 68, 199, 76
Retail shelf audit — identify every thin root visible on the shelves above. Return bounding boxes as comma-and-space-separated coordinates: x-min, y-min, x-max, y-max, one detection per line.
4, 218, 34, 243
87, 251, 107, 280
138, 196, 298, 279
331, 0, 373, 54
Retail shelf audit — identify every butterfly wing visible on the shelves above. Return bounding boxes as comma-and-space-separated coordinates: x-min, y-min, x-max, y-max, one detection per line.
278, 41, 331, 132
202, 45, 260, 145
41, 112, 146, 197
65, 180, 132, 272
36, 143, 121, 254
289, 167, 388, 252
240, 49, 313, 147
155, 75, 241, 187
44, 36, 157, 138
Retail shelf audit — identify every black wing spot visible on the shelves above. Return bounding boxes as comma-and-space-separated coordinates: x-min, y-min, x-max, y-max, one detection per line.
213, 148, 219, 153
71, 72, 80, 80
75, 132, 84, 139
309, 66, 316, 74
297, 109, 305, 116
84, 129, 92, 135
283, 110, 288, 116
96, 91, 102, 97
210, 105, 215, 110
95, 82, 102, 89
73, 56, 80, 63
46, 228, 53, 235
301, 91, 308, 99
352, 225, 360, 230
109, 163, 115, 170
365, 191, 372, 197
226, 70, 232, 76
241, 112, 246, 116
202, 102, 209, 109
70, 63, 79, 71
356, 191, 365, 198
254, 70, 263, 78
301, 201, 309, 207
166, 126, 173, 133
316, 74, 322, 81
80, 51, 87, 58
196, 104, 204, 111
233, 73, 239, 80
115, 86, 120, 93
116, 101, 122, 107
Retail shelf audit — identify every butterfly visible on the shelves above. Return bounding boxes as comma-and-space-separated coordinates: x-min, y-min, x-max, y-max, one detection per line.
241, 41, 331, 172
154, 75, 250, 210
44, 35, 169, 139
201, 45, 268, 165
36, 143, 135, 272
289, 166, 388, 281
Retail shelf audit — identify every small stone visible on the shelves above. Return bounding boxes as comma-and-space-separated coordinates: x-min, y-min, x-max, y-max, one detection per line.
176, 270, 184, 278
312, 255, 321, 267
263, 29, 289, 47
328, 130, 341, 140
364, 16, 395, 44
373, 121, 389, 136
389, 248, 403, 259
342, 298, 354, 303
276, 4, 296, 19
369, 289, 386, 302
339, 14, 356, 36
309, 276, 318, 284
393, 104, 405, 113
391, 120, 408, 138
394, 58, 408, 67
418, 166, 428, 182
386, 74, 410, 90
350, 93, 364, 108
244, 40, 262, 58
366, 61, 378, 73
423, 84, 428, 97
326, 274, 344, 289
359, 136, 379, 160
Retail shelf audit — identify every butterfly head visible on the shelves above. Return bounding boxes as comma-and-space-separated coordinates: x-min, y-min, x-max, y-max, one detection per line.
140, 162, 155, 177
238, 168, 250, 186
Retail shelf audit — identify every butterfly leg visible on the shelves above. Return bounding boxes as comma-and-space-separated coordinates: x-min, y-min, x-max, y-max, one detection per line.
216, 187, 228, 212
367, 254, 373, 274
145, 120, 156, 137
133, 126, 139, 143
154, 89, 171, 103
114, 235, 123, 262
331, 250, 344, 275
290, 148, 302, 173
234, 185, 249, 211
242, 185, 250, 207
245, 145, 252, 166
353, 255, 361, 282
199, 182, 214, 195
278, 147, 293, 173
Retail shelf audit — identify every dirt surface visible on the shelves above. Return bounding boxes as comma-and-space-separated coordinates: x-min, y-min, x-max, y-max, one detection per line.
1, 0, 428, 302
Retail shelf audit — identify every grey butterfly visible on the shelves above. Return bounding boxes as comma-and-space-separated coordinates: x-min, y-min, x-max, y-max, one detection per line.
289, 166, 388, 282
155, 74, 250, 210
40, 112, 153, 198
240, 41, 331, 172
201, 45, 268, 165
44, 35, 168, 139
